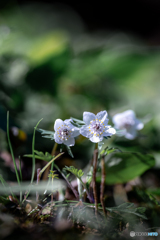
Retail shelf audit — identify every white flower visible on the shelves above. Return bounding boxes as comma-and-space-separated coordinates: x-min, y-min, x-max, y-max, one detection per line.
112, 110, 144, 140
80, 111, 116, 143
54, 119, 80, 146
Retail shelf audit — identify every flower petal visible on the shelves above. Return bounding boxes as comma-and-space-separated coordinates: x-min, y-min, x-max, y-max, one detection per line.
83, 112, 96, 124
103, 127, 116, 137
125, 130, 137, 140
54, 119, 64, 131
135, 119, 144, 130
54, 133, 63, 144
65, 121, 80, 137
70, 129, 80, 137
80, 125, 92, 138
90, 135, 103, 143
64, 137, 75, 146
102, 118, 109, 126
112, 113, 123, 127
65, 120, 80, 135
123, 110, 136, 117
96, 110, 108, 122
64, 119, 71, 125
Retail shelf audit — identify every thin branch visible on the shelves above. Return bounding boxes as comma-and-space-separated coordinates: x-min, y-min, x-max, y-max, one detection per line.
36, 168, 41, 202
100, 156, 106, 216
93, 147, 98, 216
54, 164, 79, 200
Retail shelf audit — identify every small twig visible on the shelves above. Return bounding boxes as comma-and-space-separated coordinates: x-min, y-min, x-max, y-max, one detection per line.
36, 168, 41, 202
93, 147, 98, 216
54, 164, 79, 200
79, 178, 94, 203
51, 178, 54, 202
100, 156, 106, 216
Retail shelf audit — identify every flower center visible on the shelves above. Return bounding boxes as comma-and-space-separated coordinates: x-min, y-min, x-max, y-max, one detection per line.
89, 119, 105, 136
121, 118, 135, 130
62, 129, 69, 136
57, 126, 71, 140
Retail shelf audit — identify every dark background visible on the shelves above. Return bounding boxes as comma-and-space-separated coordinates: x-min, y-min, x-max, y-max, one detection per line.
1, 0, 160, 42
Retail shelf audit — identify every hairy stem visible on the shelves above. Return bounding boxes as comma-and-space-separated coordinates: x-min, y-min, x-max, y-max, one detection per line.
36, 168, 41, 202
100, 156, 106, 216
93, 144, 98, 215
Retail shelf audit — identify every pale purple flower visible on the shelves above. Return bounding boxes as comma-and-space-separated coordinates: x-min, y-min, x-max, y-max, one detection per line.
80, 111, 116, 143
112, 110, 144, 140
54, 119, 80, 146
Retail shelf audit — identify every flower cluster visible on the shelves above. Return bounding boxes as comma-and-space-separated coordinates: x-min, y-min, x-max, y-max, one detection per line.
54, 110, 116, 146
53, 109, 144, 146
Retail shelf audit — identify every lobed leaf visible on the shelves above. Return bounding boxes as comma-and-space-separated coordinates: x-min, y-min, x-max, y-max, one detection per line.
106, 202, 147, 219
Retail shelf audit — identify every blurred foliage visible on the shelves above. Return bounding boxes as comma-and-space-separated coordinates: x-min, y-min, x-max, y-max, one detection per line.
0, 3, 160, 175
0, 4, 160, 239
97, 152, 155, 184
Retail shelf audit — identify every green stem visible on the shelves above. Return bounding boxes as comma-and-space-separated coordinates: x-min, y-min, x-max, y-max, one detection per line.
31, 118, 43, 184
0, 175, 7, 191
19, 156, 22, 182
39, 153, 64, 178
7, 112, 22, 203
19, 156, 23, 203
43, 142, 58, 180
7, 112, 20, 185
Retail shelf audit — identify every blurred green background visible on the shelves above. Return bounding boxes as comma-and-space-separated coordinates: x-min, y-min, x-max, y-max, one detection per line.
0, 1, 160, 180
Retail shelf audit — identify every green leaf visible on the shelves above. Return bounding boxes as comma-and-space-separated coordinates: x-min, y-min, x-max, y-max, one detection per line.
37, 128, 55, 140
106, 202, 147, 220
71, 117, 85, 124
136, 188, 160, 206
66, 173, 70, 179
97, 152, 155, 184
24, 150, 53, 162
100, 147, 121, 157
63, 166, 84, 179
66, 146, 74, 158
148, 188, 160, 197
86, 166, 93, 187
0, 196, 11, 205
98, 142, 104, 151
70, 117, 85, 128
34, 150, 45, 157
